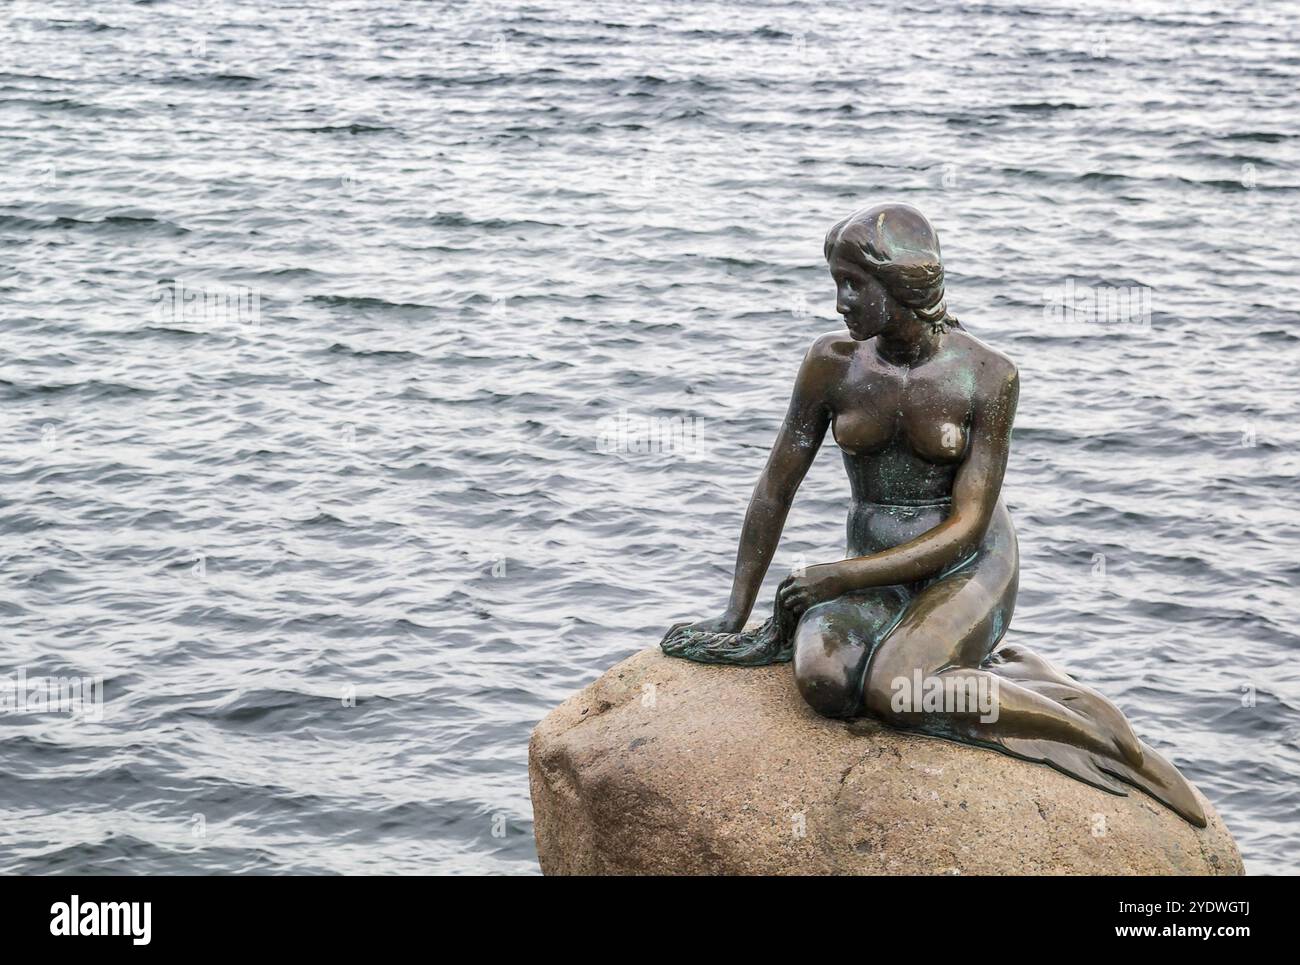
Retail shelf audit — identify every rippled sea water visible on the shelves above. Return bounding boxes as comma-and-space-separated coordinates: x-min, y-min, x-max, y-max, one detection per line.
1, 0, 1297, 875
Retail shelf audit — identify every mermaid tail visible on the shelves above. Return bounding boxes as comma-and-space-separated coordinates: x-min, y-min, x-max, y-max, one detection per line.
661, 602, 1207, 829
981, 644, 1207, 828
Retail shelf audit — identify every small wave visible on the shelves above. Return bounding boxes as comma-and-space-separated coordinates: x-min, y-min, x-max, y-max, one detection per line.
43, 19, 121, 32
426, 211, 565, 229
0, 377, 153, 401
288, 123, 398, 135
0, 213, 190, 235
307, 294, 431, 312
154, 72, 268, 89
324, 342, 422, 360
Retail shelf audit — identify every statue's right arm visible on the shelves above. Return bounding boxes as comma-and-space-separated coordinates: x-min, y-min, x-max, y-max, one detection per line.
715, 337, 836, 631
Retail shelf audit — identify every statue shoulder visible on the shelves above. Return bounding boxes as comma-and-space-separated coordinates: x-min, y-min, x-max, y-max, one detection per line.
807, 329, 859, 362
790, 331, 855, 400
949, 328, 1018, 389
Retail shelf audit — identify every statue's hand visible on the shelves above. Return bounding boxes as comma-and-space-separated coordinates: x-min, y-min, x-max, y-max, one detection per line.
777, 563, 850, 617
660, 608, 792, 666
663, 613, 744, 641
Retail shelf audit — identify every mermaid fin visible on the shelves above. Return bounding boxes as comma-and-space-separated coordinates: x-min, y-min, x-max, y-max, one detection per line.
997, 735, 1207, 828
988, 644, 1145, 767
986, 644, 1206, 827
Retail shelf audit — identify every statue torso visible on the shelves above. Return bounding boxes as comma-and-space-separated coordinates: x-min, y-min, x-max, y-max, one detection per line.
825, 331, 987, 555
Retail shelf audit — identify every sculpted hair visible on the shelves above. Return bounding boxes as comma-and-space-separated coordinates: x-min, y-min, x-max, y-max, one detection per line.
824, 202, 960, 332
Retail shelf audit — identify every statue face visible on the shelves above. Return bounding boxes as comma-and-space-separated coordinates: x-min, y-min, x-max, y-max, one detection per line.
828, 246, 892, 340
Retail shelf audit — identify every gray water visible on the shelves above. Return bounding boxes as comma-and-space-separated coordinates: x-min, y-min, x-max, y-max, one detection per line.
1, 0, 1297, 875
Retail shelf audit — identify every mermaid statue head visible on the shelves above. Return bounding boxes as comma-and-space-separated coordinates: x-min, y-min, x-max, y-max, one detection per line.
824, 202, 958, 338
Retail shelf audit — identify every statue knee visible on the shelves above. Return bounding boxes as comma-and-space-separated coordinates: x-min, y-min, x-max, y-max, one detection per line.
793, 636, 865, 719
795, 663, 860, 719
791, 603, 881, 719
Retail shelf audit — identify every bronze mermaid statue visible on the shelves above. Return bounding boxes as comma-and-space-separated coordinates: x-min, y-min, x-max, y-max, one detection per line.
661, 202, 1206, 828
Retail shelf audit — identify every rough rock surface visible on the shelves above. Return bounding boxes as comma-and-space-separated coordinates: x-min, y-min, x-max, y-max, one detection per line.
529, 648, 1244, 875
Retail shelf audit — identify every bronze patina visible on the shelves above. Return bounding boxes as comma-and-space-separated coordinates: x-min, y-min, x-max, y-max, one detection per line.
661, 202, 1205, 828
